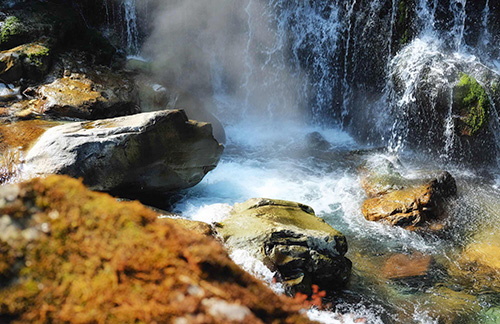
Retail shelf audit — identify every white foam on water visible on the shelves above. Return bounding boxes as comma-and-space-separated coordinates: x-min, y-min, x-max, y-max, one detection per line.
229, 249, 284, 294
306, 306, 384, 324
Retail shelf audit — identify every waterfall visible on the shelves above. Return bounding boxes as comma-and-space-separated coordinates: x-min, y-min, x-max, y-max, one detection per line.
142, 0, 499, 164
123, 0, 140, 54
141, 1, 500, 322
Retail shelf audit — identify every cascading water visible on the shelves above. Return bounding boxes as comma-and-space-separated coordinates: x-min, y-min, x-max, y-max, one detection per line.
141, 0, 500, 322
123, 0, 140, 54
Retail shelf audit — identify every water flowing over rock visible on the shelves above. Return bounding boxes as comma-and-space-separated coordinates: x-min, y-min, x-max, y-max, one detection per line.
142, 0, 500, 165
21, 110, 224, 195
448, 228, 500, 293
216, 198, 351, 295
0, 175, 310, 323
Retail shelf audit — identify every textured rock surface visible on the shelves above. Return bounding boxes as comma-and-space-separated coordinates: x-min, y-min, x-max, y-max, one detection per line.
37, 72, 138, 119
0, 175, 311, 323
361, 171, 456, 228
359, 156, 457, 229
216, 198, 351, 295
21, 110, 224, 195
0, 42, 51, 83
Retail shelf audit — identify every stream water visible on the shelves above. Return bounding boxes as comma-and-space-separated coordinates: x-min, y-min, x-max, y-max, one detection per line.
134, 0, 500, 322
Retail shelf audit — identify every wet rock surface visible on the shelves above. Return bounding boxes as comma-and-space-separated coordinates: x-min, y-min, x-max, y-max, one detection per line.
448, 228, 500, 293
216, 198, 351, 295
382, 252, 433, 279
0, 175, 311, 323
21, 109, 224, 195
360, 156, 457, 229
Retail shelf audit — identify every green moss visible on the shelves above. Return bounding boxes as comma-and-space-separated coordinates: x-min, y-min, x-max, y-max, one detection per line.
0, 16, 24, 44
25, 44, 50, 67
453, 73, 490, 136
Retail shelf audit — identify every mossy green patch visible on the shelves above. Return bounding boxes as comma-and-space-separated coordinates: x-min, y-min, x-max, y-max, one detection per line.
0, 16, 24, 45
453, 73, 490, 136
24, 44, 50, 67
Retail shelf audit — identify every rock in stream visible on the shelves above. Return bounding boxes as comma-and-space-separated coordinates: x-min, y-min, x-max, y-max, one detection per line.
21, 109, 224, 195
216, 198, 352, 295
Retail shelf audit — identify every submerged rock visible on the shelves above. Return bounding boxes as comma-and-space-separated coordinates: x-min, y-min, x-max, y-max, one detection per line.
448, 229, 500, 293
382, 252, 433, 280
360, 156, 457, 229
216, 198, 351, 295
21, 110, 224, 195
0, 175, 310, 323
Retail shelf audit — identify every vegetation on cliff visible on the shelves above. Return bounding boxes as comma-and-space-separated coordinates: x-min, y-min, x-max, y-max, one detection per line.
453, 73, 490, 136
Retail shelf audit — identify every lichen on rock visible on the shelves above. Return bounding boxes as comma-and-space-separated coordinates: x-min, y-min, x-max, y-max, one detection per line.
0, 42, 51, 83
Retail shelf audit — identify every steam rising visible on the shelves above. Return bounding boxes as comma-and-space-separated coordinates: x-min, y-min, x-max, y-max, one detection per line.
143, 0, 308, 126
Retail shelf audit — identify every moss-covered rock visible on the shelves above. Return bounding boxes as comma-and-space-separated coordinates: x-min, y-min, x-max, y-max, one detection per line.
0, 16, 26, 48
216, 198, 351, 295
0, 175, 311, 323
453, 73, 490, 136
0, 42, 51, 83
36, 72, 138, 119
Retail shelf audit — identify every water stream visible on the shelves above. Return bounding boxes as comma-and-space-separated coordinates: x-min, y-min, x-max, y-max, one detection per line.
137, 0, 500, 322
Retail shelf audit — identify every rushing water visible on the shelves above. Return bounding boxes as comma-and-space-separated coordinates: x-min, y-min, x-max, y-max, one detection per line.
135, 0, 500, 322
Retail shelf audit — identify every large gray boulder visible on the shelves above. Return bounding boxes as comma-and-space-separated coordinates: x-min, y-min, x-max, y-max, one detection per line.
21, 109, 223, 195
216, 198, 351, 295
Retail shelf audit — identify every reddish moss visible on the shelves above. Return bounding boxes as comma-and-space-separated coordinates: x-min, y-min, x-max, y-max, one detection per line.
0, 175, 310, 323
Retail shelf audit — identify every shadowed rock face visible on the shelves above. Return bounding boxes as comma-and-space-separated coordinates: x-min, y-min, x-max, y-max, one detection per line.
21, 109, 224, 195
216, 198, 351, 295
0, 175, 311, 323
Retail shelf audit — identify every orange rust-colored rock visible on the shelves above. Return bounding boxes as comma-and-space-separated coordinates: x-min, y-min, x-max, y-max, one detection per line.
361, 171, 456, 229
382, 252, 432, 279
0, 175, 311, 323
0, 119, 60, 183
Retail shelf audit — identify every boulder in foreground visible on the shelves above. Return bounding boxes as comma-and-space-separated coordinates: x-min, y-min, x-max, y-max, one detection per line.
216, 198, 351, 295
0, 175, 310, 323
21, 109, 224, 195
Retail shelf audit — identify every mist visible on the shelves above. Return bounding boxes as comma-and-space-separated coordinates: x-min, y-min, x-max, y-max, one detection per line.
142, 0, 310, 128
